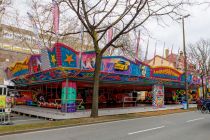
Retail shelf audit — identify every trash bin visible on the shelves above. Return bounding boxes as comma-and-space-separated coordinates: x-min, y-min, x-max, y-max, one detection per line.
182, 101, 187, 110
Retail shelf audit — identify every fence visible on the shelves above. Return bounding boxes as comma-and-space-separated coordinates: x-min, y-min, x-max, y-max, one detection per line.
122, 97, 138, 108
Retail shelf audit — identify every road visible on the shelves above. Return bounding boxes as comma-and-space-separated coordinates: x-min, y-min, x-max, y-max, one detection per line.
1, 111, 210, 140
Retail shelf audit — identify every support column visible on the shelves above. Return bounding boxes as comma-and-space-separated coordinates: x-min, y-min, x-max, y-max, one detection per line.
61, 80, 77, 112
152, 84, 165, 108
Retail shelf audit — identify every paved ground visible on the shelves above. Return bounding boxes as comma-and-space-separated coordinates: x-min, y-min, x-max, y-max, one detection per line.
1, 111, 209, 140
0, 113, 48, 126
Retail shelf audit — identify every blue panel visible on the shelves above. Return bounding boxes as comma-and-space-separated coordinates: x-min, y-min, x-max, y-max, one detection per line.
145, 66, 151, 77
48, 48, 57, 68
61, 47, 77, 67
130, 63, 141, 76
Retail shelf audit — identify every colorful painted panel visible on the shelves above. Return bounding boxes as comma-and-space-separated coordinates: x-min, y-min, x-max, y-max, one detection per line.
192, 75, 201, 85
81, 52, 96, 70
138, 64, 151, 77
7, 58, 29, 78
102, 57, 131, 75
130, 62, 141, 76
28, 55, 41, 73
48, 47, 57, 68
61, 81, 77, 112
152, 84, 164, 108
61, 46, 77, 68
152, 66, 182, 80
181, 73, 193, 83
102, 57, 151, 77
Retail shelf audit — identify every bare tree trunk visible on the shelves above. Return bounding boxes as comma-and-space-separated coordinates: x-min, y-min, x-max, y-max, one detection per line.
91, 53, 102, 117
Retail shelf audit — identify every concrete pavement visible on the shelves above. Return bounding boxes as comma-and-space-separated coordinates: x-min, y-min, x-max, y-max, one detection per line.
1, 111, 209, 140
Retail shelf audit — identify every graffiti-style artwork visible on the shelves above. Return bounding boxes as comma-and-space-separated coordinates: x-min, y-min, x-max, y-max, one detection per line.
152, 66, 181, 80
102, 57, 131, 75
114, 60, 130, 71
29, 55, 41, 73
152, 84, 164, 108
81, 52, 96, 70
192, 75, 200, 84
5, 42, 201, 88
6, 58, 29, 78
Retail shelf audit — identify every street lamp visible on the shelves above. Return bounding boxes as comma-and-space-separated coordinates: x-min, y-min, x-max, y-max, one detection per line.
178, 14, 190, 109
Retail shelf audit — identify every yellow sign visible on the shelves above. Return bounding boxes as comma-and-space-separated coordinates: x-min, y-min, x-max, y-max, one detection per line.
154, 69, 180, 77
0, 96, 6, 108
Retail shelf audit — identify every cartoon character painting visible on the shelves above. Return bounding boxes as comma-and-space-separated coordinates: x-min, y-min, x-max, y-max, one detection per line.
81, 53, 96, 70
141, 65, 146, 77
32, 58, 41, 73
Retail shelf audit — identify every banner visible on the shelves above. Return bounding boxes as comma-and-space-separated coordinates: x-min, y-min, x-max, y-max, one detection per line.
135, 30, 141, 61
52, 0, 60, 35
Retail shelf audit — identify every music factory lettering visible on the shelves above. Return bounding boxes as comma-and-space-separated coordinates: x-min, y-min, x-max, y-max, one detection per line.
153, 69, 180, 78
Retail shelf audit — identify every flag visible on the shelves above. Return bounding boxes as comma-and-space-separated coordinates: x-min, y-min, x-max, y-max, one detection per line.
107, 28, 113, 43
107, 27, 113, 55
135, 30, 141, 61
161, 42, 165, 65
27, 12, 42, 48
144, 38, 149, 61
171, 45, 173, 55
176, 48, 180, 68
79, 23, 84, 68
52, 0, 60, 35
153, 42, 157, 65
169, 45, 174, 65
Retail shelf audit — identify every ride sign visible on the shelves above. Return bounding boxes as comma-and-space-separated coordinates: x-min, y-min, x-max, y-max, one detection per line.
0, 95, 6, 108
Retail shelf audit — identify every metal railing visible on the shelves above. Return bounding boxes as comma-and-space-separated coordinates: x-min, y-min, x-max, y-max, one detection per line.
122, 97, 138, 108
0, 108, 12, 125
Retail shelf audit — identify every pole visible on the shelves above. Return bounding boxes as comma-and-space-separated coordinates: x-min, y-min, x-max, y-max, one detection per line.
182, 16, 189, 109
204, 67, 208, 99
201, 75, 205, 98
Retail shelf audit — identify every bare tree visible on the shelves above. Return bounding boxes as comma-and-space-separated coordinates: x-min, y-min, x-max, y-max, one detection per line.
188, 39, 210, 98
25, 0, 85, 50
57, 0, 194, 117
0, 0, 11, 13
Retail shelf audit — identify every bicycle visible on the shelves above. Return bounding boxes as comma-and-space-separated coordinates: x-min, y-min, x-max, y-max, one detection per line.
200, 100, 210, 114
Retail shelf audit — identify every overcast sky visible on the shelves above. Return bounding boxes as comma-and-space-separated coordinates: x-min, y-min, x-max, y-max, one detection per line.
10, 0, 210, 59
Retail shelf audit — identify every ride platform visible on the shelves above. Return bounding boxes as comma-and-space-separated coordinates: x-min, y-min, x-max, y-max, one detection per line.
11, 104, 196, 120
